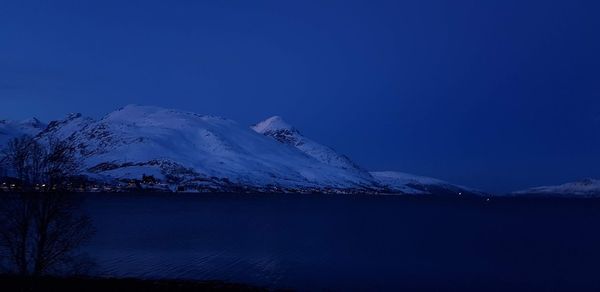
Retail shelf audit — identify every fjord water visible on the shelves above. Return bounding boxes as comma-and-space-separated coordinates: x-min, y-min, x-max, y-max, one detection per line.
85, 194, 600, 291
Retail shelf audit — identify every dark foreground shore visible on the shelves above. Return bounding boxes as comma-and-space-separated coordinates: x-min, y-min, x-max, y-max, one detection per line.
0, 275, 271, 292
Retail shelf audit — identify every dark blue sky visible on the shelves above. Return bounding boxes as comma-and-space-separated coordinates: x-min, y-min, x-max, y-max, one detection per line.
1, 0, 599, 193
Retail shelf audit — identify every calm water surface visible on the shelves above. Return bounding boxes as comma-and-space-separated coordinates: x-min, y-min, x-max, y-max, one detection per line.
84, 193, 600, 291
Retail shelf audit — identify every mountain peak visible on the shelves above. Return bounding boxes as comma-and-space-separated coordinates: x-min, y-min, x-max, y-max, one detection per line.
109, 104, 162, 118
252, 116, 297, 134
103, 105, 179, 124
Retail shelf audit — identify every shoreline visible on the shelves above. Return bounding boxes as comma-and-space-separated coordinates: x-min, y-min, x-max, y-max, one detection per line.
0, 275, 272, 292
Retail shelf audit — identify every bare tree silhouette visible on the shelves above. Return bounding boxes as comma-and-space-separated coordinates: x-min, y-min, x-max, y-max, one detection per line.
0, 136, 95, 276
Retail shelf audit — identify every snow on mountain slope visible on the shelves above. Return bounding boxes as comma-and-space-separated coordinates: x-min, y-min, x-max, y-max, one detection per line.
371, 171, 484, 196
0, 118, 46, 146
38, 105, 378, 192
37, 113, 95, 141
1, 105, 488, 195
513, 179, 600, 197
252, 116, 373, 180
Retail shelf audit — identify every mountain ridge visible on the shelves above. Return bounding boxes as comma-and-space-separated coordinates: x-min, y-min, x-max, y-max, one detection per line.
1, 105, 479, 195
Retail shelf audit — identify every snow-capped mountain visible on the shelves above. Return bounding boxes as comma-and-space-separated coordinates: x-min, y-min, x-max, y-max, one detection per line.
0, 105, 483, 195
371, 171, 483, 196
513, 179, 600, 197
34, 105, 380, 192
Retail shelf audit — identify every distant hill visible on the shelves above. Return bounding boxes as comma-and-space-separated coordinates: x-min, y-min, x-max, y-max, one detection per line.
513, 179, 600, 198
